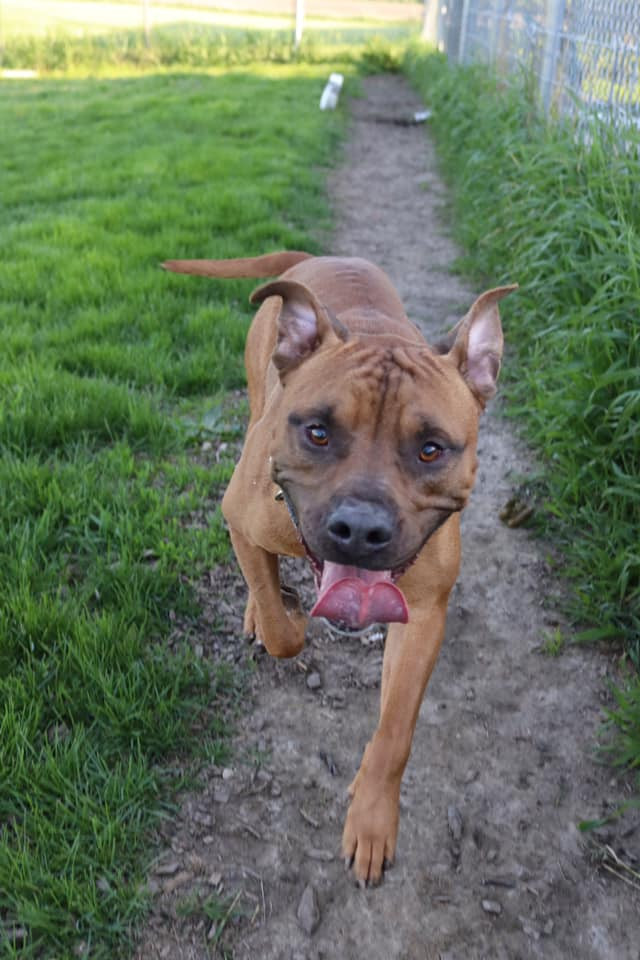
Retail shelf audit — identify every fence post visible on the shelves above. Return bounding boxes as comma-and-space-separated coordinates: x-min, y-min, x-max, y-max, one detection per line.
142, 0, 151, 47
458, 0, 472, 63
421, 0, 438, 46
487, 0, 502, 63
294, 0, 305, 49
540, 0, 566, 113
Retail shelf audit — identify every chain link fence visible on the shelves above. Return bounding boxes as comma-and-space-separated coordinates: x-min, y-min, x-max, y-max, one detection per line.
431, 0, 640, 130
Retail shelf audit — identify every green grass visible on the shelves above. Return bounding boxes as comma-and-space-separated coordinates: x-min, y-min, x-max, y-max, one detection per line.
403, 48, 640, 788
1, 20, 414, 74
0, 63, 344, 958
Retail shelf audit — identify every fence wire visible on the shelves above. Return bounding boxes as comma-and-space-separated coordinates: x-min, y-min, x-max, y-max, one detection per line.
436, 0, 640, 130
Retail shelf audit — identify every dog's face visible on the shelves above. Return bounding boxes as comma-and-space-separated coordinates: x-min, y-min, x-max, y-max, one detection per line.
271, 336, 480, 572
251, 278, 515, 630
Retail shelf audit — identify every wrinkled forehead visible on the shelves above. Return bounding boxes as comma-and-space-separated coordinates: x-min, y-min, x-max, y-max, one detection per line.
286, 341, 477, 440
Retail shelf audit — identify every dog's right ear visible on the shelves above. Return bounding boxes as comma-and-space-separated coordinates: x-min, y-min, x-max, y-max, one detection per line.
250, 280, 348, 375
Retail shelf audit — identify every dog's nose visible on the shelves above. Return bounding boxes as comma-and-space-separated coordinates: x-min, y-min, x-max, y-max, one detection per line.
326, 499, 394, 560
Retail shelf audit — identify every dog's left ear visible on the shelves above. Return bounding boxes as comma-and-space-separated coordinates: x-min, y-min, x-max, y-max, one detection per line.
447, 285, 518, 405
251, 279, 348, 375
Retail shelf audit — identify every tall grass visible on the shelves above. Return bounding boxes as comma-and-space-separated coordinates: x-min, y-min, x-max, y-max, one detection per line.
404, 49, 640, 785
1, 24, 411, 74
0, 64, 344, 958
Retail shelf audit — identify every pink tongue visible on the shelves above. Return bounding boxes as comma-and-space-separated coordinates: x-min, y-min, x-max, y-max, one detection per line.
310, 562, 409, 630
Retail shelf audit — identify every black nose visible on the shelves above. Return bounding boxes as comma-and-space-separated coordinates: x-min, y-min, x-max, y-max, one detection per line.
326, 499, 394, 560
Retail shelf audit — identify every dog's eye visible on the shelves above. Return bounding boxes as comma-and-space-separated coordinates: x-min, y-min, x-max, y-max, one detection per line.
419, 441, 442, 463
307, 425, 328, 446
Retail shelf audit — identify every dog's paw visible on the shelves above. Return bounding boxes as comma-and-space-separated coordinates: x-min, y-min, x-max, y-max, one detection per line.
341, 781, 399, 887
243, 588, 306, 658
258, 609, 307, 659
263, 621, 306, 659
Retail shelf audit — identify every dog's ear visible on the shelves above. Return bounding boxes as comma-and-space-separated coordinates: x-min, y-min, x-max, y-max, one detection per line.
250, 279, 348, 375
447, 285, 517, 404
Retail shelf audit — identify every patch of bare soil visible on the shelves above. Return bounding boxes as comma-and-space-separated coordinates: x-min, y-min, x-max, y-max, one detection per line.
136, 75, 639, 960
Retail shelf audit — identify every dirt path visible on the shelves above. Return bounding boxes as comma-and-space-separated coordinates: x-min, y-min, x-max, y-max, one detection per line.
138, 75, 638, 960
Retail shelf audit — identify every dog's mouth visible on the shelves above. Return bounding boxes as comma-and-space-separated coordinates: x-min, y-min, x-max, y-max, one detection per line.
304, 547, 414, 632
276, 485, 415, 632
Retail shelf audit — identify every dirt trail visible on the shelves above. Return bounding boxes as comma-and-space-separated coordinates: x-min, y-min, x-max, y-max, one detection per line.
138, 75, 638, 960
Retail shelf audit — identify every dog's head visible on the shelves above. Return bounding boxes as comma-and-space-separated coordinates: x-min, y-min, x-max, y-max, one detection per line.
251, 278, 516, 631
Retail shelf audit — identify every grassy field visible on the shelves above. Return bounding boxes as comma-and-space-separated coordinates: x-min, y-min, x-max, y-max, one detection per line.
1, 0, 422, 38
404, 50, 640, 787
1, 25, 410, 74
0, 62, 343, 958
0, 0, 418, 73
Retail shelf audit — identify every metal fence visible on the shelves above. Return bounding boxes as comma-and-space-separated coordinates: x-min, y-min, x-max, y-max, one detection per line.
430, 0, 640, 129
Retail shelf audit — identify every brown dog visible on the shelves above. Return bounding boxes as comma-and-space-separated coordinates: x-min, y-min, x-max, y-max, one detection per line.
163, 251, 516, 886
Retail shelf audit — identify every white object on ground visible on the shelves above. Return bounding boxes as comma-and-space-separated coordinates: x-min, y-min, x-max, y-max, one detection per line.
319, 73, 344, 110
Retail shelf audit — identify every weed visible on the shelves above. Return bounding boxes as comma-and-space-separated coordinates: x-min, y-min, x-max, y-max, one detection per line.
177, 888, 243, 952
540, 628, 565, 656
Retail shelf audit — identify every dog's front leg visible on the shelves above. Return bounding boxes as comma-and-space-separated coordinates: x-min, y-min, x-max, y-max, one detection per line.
342, 594, 448, 886
227, 524, 306, 659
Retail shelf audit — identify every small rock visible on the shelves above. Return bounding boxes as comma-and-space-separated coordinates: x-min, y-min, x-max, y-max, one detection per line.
214, 785, 231, 804
543, 919, 554, 936
193, 810, 213, 828
222, 767, 234, 781
297, 883, 321, 934
522, 920, 541, 941
482, 874, 516, 889
155, 859, 180, 876
207, 871, 222, 887
305, 848, 335, 862
186, 853, 206, 874
447, 805, 463, 842
202, 835, 214, 845
163, 870, 192, 895
482, 899, 502, 916
201, 441, 213, 452
306, 672, 322, 691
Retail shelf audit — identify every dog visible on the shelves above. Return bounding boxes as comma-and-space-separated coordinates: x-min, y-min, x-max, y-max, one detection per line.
163, 251, 516, 886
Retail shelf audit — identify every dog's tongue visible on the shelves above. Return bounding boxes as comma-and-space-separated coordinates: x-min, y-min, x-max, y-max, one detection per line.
310, 562, 409, 629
